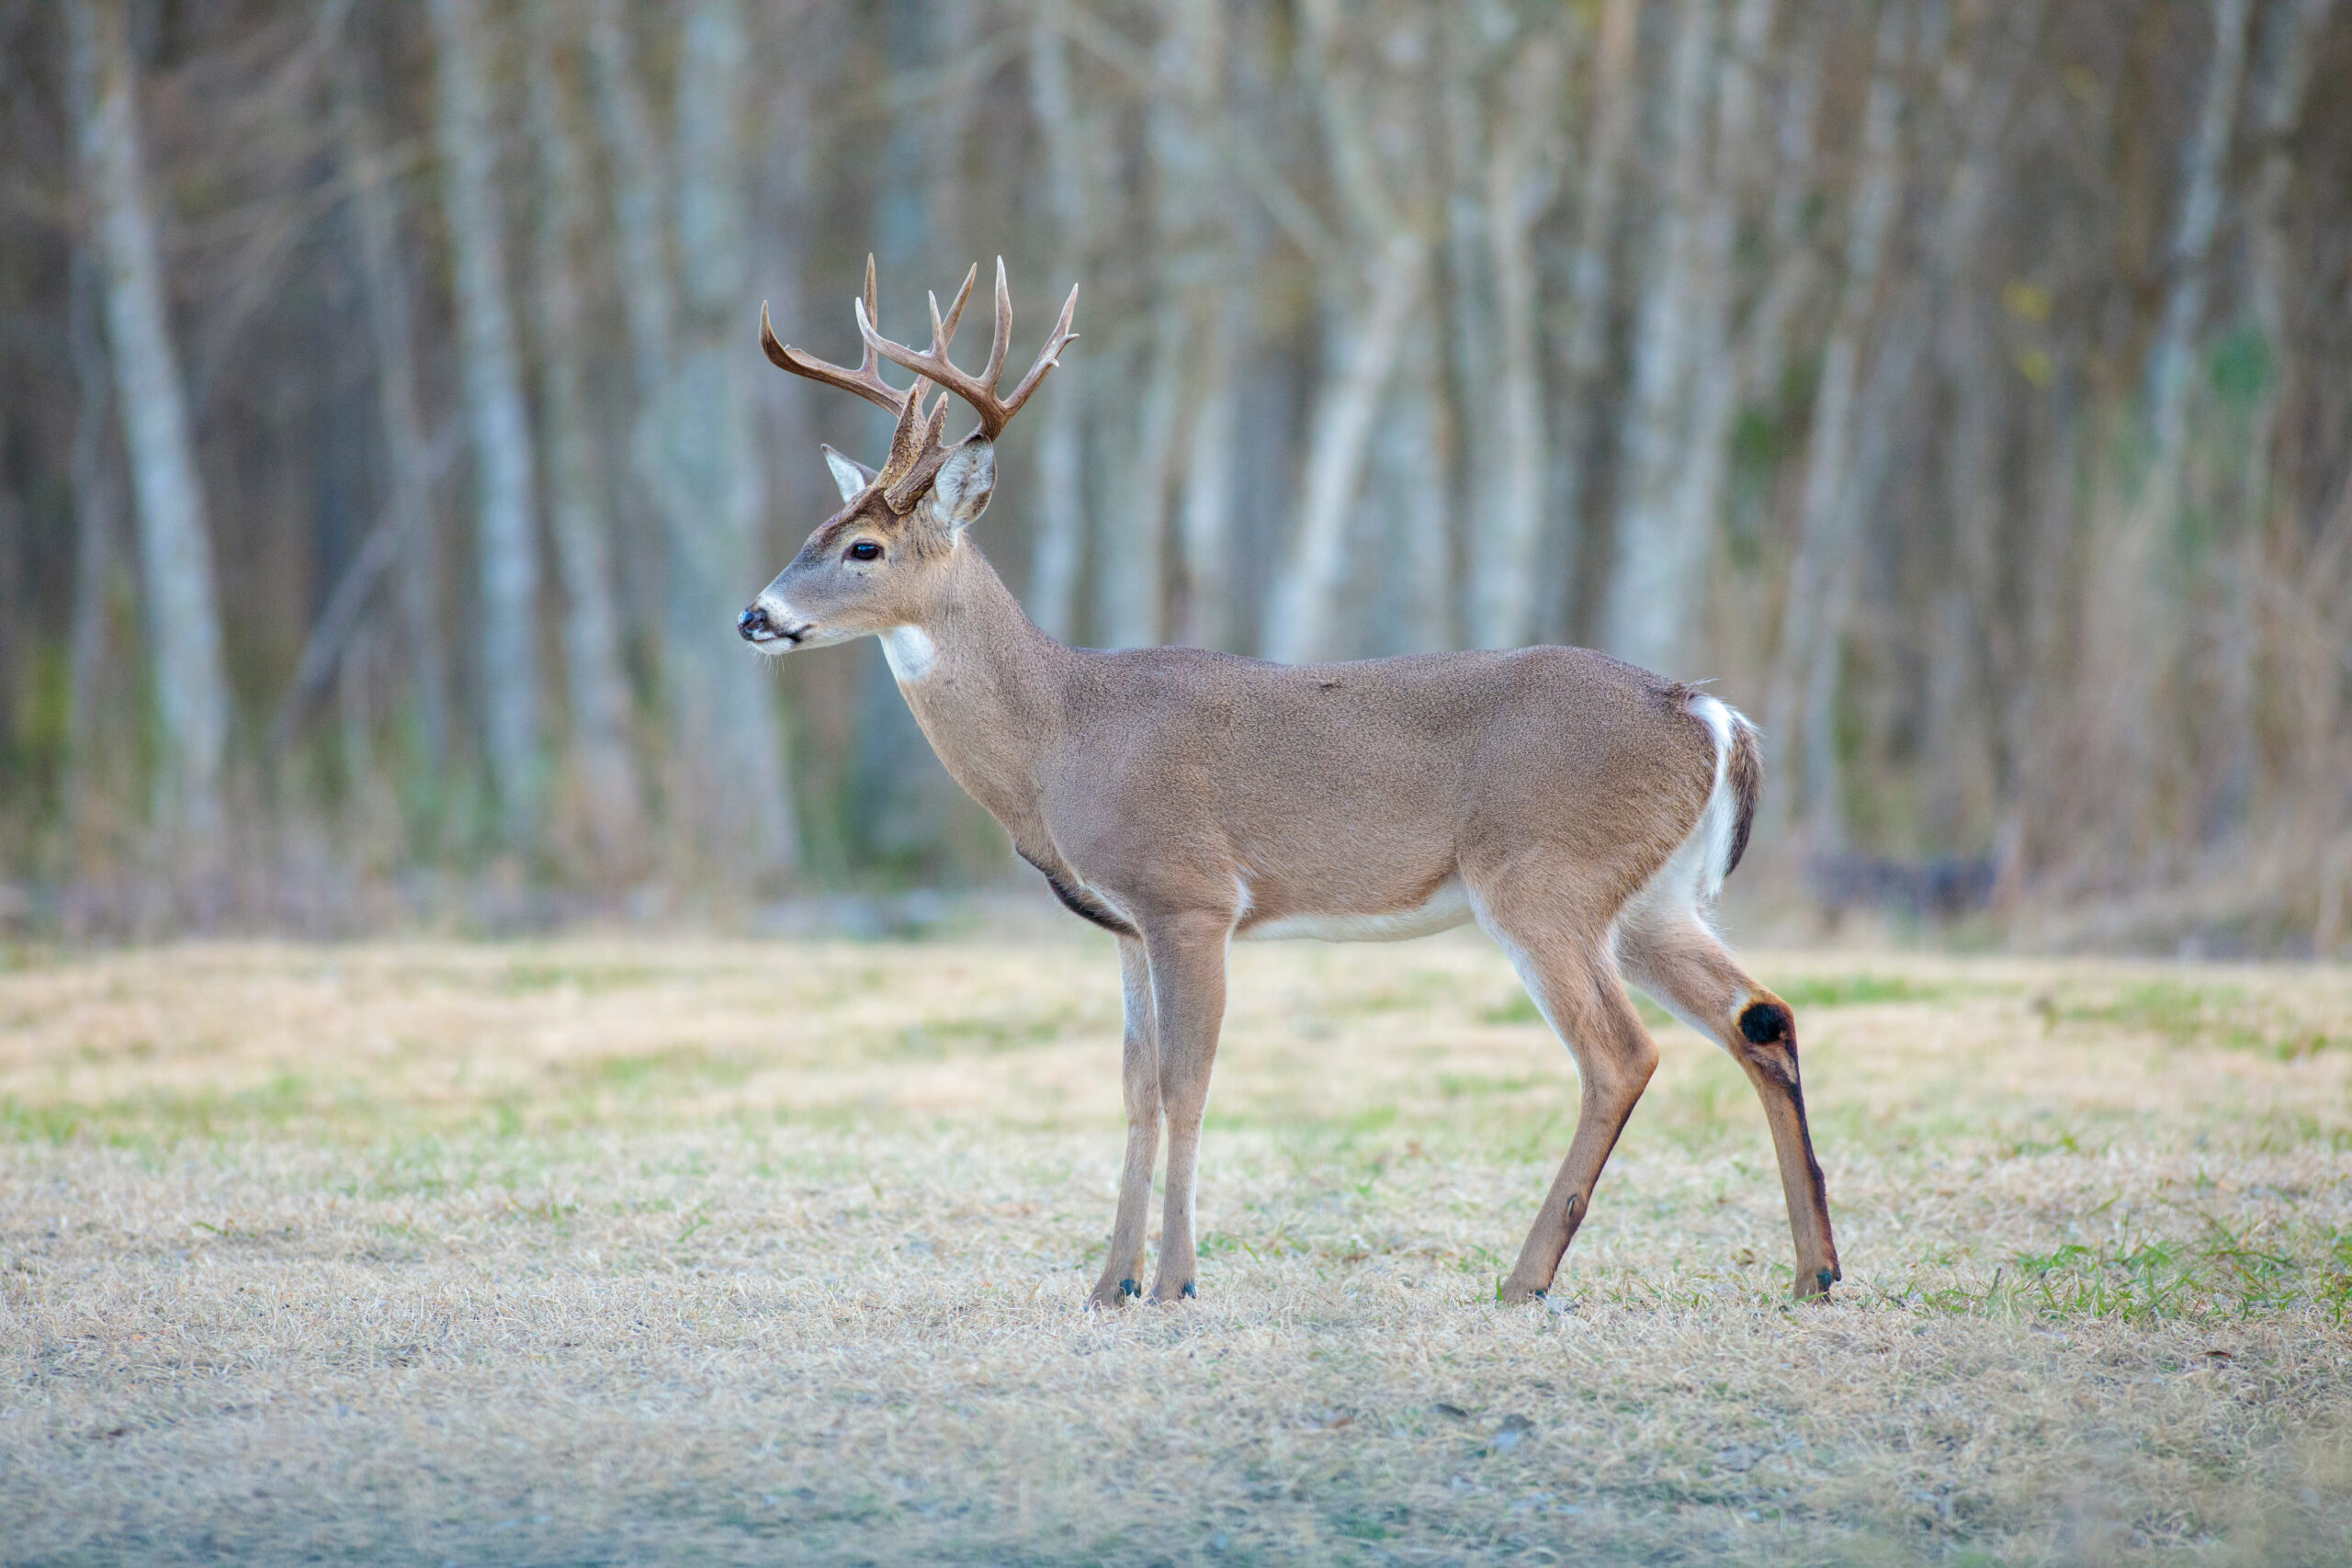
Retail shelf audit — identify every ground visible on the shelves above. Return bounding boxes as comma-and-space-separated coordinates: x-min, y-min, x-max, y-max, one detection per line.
1, 933, 2348, 1565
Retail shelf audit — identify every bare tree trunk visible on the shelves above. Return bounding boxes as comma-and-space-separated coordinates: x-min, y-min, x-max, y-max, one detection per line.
1735, 4, 1826, 411
335, 59, 450, 772
67, 0, 232, 853
1264, 234, 1424, 665
1650, 0, 1775, 674
1763, 2, 1911, 842
1176, 298, 1243, 649
1549, 0, 1640, 639
586, 0, 673, 407
1100, 0, 1231, 650
2245, 0, 2338, 493
666, 0, 795, 876
1928, 0, 2045, 848
65, 246, 121, 841
1380, 316, 1454, 656
1102, 301, 1183, 648
589, 0, 795, 877
1025, 8, 1091, 642
1467, 33, 1563, 650
2228, 0, 2337, 844
428, 0, 541, 848
1266, 0, 1430, 665
1801, 299, 1929, 849
1599, 0, 1720, 675
2140, 0, 2255, 525
527, 6, 645, 871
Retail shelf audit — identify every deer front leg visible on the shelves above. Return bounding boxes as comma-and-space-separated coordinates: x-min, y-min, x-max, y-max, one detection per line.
1088, 938, 1160, 1310
1142, 915, 1229, 1303
1476, 913, 1659, 1304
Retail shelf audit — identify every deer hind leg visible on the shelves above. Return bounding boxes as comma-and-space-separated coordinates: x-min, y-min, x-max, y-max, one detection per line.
1475, 893, 1660, 1304
1088, 937, 1162, 1311
1617, 916, 1841, 1299
1141, 915, 1230, 1303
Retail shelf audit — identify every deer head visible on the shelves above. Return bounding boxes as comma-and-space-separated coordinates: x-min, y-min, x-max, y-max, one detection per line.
738, 255, 1078, 653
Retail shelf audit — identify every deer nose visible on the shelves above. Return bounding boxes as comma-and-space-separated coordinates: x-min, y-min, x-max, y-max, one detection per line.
738, 604, 772, 642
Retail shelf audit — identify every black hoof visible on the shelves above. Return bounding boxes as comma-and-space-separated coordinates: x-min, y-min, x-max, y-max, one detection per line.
1815, 1269, 1838, 1294
1120, 1279, 1140, 1298
1180, 1281, 1197, 1299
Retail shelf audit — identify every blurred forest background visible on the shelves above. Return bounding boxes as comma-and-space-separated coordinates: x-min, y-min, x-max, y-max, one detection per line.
1, 0, 2348, 950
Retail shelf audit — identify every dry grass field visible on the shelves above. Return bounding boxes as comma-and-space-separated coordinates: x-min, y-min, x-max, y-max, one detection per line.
2, 933, 2350, 1565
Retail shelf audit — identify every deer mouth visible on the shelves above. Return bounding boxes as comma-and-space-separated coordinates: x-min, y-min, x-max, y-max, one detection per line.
738, 600, 817, 651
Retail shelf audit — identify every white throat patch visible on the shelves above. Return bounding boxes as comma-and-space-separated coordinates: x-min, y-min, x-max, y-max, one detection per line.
881, 626, 938, 683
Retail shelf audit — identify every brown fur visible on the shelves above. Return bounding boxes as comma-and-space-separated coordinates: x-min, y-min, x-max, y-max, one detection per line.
743, 265, 1840, 1306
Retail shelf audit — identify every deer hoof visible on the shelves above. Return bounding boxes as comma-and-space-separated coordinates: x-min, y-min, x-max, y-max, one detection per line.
1086, 1279, 1136, 1311
1793, 1266, 1839, 1301
1496, 1278, 1547, 1306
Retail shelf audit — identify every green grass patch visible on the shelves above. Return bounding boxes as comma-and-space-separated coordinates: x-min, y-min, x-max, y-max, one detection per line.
1773, 974, 1955, 1009
2055, 978, 2347, 1059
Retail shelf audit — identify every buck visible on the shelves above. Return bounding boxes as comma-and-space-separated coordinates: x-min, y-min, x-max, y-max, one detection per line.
740, 260, 1841, 1307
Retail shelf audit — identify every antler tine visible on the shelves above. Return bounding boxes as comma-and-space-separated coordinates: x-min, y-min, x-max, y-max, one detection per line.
981, 257, 1013, 391
763, 292, 912, 418
929, 263, 978, 361
994, 280, 1081, 424
858, 263, 1080, 443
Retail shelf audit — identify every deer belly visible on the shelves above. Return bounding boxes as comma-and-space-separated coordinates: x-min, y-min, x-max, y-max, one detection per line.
1238, 878, 1474, 943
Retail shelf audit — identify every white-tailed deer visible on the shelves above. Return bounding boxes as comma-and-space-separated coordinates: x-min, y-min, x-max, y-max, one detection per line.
741, 260, 1840, 1305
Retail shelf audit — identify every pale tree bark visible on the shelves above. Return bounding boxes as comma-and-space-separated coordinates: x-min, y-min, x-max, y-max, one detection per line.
2244, 0, 2337, 511
65, 247, 122, 836
1265, 0, 1430, 666
585, 0, 673, 408
666, 0, 796, 874
1762, 2, 1912, 842
1466, 30, 1563, 651
2090, 0, 2253, 863
2224, 0, 2337, 841
1732, 6, 1826, 419
1025, 7, 1091, 642
526, 6, 645, 871
335, 59, 450, 771
67, 0, 233, 852
1926, 0, 2045, 848
428, 0, 541, 846
1548, 0, 1640, 640
1800, 299, 1929, 850
589, 0, 796, 877
1176, 296, 1244, 649
1264, 232, 1424, 665
1100, 0, 1230, 649
1376, 315, 1454, 656
1598, 0, 1720, 675
1648, 0, 1776, 674
2140, 0, 2255, 528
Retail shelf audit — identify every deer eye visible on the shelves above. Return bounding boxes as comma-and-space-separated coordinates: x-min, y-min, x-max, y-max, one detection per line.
846, 540, 883, 563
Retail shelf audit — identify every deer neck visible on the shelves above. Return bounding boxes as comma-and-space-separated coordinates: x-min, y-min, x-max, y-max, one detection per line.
882, 539, 1071, 838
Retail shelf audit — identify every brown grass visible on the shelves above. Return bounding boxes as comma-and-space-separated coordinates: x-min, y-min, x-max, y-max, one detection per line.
2, 935, 2349, 1565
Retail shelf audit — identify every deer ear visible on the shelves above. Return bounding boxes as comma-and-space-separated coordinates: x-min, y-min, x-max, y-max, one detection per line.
821, 445, 876, 503
926, 438, 995, 532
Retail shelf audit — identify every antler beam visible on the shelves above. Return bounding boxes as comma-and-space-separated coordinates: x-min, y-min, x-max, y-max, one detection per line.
761, 254, 927, 419
856, 257, 1079, 443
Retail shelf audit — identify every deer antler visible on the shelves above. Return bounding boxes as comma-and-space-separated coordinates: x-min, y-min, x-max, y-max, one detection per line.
857, 256, 1080, 444
761, 256, 1077, 513
761, 254, 922, 419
